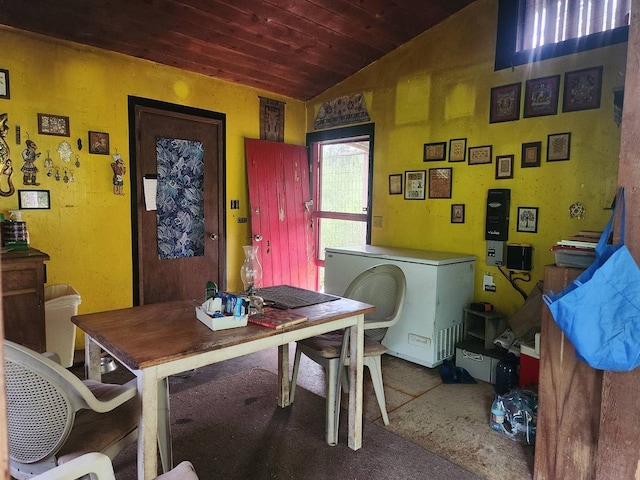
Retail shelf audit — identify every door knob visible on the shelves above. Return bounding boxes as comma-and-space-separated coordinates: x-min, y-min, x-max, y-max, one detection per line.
253, 234, 263, 242
209, 233, 219, 241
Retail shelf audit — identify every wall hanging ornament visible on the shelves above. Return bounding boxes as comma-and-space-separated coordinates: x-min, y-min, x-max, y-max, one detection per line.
57, 140, 72, 162
44, 150, 54, 177
74, 155, 81, 168
0, 112, 15, 197
21, 138, 41, 186
111, 153, 125, 195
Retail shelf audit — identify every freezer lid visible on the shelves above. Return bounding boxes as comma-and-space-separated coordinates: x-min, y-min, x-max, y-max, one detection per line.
325, 245, 475, 265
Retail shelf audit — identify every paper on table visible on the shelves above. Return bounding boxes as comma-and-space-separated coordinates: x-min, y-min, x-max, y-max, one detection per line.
143, 177, 157, 211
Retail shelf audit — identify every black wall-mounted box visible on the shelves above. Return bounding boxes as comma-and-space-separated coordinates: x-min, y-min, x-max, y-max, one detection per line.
485, 189, 510, 241
507, 244, 533, 271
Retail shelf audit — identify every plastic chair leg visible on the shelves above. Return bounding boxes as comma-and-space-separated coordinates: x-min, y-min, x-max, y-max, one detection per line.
365, 355, 389, 425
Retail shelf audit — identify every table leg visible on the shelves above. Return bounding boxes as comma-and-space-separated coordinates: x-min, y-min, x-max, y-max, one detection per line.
138, 370, 160, 480
278, 343, 290, 407
157, 377, 173, 473
84, 334, 102, 381
347, 314, 364, 451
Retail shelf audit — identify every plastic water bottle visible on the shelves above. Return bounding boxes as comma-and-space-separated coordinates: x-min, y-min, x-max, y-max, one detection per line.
490, 396, 505, 433
495, 352, 519, 395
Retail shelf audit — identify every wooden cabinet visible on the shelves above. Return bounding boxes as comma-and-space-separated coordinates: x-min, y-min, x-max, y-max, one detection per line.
534, 265, 602, 480
1, 248, 49, 352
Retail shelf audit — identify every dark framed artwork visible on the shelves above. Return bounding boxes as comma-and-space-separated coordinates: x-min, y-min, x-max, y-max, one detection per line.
423, 142, 447, 161
18, 189, 50, 210
389, 174, 402, 195
451, 204, 465, 224
517, 206, 538, 233
404, 170, 426, 200
523, 75, 560, 118
88, 131, 110, 155
495, 154, 514, 179
563, 66, 603, 112
37, 113, 70, 137
468, 145, 493, 165
490, 82, 521, 123
449, 138, 467, 162
0, 68, 9, 99
547, 132, 571, 161
428, 167, 452, 199
521, 141, 541, 168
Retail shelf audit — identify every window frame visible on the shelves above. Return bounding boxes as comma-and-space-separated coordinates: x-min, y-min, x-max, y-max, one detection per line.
495, 0, 629, 71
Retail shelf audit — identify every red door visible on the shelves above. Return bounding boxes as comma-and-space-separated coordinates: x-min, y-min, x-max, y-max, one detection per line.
245, 138, 316, 290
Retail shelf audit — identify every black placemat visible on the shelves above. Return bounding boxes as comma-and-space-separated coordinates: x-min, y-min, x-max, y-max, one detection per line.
258, 285, 339, 309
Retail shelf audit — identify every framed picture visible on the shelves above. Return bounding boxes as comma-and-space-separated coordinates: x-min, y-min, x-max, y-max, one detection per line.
404, 170, 426, 200
18, 189, 50, 210
451, 204, 465, 224
517, 206, 538, 233
428, 167, 452, 199
37, 113, 70, 137
523, 75, 560, 118
89, 131, 110, 155
449, 138, 467, 162
423, 142, 447, 161
490, 82, 521, 123
547, 132, 571, 161
0, 68, 9, 99
389, 174, 402, 195
468, 145, 493, 165
495, 154, 514, 179
563, 66, 603, 112
521, 141, 542, 168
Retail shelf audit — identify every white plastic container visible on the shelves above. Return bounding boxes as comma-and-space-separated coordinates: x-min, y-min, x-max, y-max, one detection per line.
45, 284, 82, 368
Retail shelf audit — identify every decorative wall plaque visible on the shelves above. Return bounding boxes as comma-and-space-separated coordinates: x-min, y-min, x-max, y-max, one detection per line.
259, 97, 285, 142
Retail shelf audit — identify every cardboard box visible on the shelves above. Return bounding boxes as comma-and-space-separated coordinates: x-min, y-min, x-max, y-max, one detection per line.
455, 339, 505, 384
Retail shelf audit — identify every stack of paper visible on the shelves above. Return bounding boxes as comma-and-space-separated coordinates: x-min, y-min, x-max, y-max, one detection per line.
551, 230, 601, 268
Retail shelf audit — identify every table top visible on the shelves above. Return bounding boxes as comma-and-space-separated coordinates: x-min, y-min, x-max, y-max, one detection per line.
72, 296, 374, 371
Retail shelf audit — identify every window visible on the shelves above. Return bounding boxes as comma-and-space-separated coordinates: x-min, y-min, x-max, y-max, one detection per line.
306, 124, 374, 289
495, 0, 629, 70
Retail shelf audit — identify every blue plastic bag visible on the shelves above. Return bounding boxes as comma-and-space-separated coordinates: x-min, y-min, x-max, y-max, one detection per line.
543, 188, 640, 372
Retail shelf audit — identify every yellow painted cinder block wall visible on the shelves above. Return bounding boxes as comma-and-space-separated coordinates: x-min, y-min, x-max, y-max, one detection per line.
0, 27, 306, 347
307, 0, 625, 315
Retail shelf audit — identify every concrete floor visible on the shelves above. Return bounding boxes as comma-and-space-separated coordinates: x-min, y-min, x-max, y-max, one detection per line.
88, 345, 535, 480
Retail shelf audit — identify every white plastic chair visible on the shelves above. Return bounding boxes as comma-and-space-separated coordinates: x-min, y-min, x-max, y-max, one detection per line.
290, 263, 406, 444
4, 340, 139, 479
30, 452, 199, 480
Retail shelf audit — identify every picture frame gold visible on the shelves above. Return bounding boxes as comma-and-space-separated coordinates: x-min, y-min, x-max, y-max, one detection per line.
468, 145, 492, 165
423, 141, 447, 161
495, 154, 514, 179
449, 138, 467, 162
428, 167, 452, 199
37, 113, 70, 137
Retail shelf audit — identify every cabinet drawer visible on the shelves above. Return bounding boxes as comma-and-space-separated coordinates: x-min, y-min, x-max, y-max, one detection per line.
2, 268, 40, 292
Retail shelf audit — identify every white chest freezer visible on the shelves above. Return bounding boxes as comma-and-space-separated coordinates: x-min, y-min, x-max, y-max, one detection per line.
324, 245, 475, 368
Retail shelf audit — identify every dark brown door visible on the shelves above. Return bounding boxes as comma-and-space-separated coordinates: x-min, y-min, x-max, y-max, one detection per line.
245, 138, 316, 290
132, 100, 225, 305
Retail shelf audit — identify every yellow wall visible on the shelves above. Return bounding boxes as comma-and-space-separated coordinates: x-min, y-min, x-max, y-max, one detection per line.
307, 0, 625, 315
0, 27, 306, 341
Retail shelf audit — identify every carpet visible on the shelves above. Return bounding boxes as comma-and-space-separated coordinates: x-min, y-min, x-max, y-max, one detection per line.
111, 368, 482, 480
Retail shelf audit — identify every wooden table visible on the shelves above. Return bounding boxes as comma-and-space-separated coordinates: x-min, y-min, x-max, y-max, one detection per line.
72, 296, 374, 480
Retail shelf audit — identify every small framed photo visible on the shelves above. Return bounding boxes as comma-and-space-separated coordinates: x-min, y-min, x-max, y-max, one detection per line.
37, 113, 70, 137
89, 131, 110, 154
449, 138, 467, 162
18, 190, 50, 210
428, 167, 452, 199
423, 142, 447, 161
490, 82, 521, 123
523, 75, 560, 118
495, 154, 514, 179
0, 68, 9, 99
521, 141, 542, 168
468, 145, 493, 165
389, 174, 402, 195
451, 204, 465, 224
547, 132, 571, 162
404, 170, 426, 200
517, 206, 538, 233
563, 66, 603, 112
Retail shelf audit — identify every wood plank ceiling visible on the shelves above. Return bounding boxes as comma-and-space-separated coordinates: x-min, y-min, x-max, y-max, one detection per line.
0, 0, 477, 101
